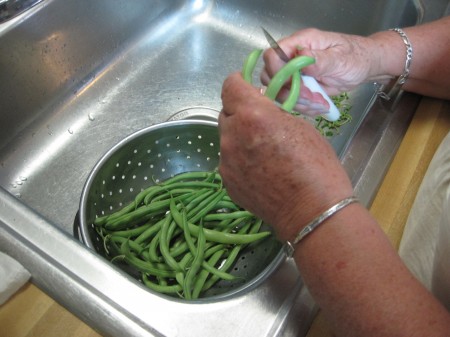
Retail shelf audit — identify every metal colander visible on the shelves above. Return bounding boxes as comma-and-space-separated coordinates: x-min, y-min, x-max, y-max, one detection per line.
79, 120, 284, 300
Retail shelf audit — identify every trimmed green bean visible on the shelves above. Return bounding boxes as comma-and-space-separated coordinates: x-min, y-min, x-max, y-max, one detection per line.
106, 192, 195, 230
148, 230, 162, 262
160, 171, 214, 186
142, 274, 182, 295
187, 189, 226, 223
109, 235, 145, 255
143, 182, 219, 205
134, 218, 165, 245
183, 223, 206, 299
182, 208, 196, 255
202, 211, 253, 222
104, 222, 153, 239
201, 259, 237, 281
187, 221, 271, 244
120, 240, 176, 278
150, 188, 196, 203
159, 215, 182, 272
192, 249, 225, 299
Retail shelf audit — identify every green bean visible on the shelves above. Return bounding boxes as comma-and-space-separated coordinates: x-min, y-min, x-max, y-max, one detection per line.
143, 182, 219, 205
168, 241, 190, 259
211, 200, 240, 212
242, 48, 263, 84
174, 250, 194, 287
249, 218, 263, 234
201, 258, 237, 281
102, 222, 153, 239
141, 185, 173, 205
281, 70, 301, 113
265, 55, 315, 101
202, 211, 253, 222
192, 249, 225, 299
104, 199, 170, 230
217, 216, 250, 231
204, 243, 227, 258
142, 274, 182, 295
148, 230, 162, 262
106, 189, 200, 229
150, 188, 196, 203
109, 235, 145, 255
159, 215, 182, 272
200, 221, 254, 293
183, 223, 206, 299
95, 185, 163, 226
120, 240, 176, 278
134, 218, 165, 245
187, 221, 271, 244
202, 244, 242, 291
106, 192, 196, 230
187, 189, 226, 223
181, 208, 196, 255
160, 171, 214, 186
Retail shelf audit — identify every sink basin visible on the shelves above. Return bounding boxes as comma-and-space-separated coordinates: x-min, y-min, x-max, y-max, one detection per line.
1, 0, 446, 336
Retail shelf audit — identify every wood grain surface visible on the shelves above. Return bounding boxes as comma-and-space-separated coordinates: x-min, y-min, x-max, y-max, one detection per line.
1, 98, 449, 337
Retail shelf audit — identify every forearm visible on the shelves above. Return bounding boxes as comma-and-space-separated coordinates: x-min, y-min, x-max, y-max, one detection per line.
369, 16, 450, 99
290, 202, 450, 336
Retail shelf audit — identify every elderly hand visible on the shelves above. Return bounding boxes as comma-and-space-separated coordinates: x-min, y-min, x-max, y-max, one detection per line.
218, 72, 354, 241
261, 28, 384, 116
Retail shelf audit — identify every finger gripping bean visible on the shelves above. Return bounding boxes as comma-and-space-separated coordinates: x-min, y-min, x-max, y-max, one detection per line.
264, 55, 315, 101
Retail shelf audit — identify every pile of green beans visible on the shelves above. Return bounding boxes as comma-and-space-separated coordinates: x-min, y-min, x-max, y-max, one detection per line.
242, 48, 315, 114
94, 171, 272, 300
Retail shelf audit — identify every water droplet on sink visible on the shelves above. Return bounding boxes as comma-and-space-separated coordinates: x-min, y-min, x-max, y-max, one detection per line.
19, 176, 27, 181
68, 128, 74, 134
88, 113, 95, 121
15, 193, 21, 198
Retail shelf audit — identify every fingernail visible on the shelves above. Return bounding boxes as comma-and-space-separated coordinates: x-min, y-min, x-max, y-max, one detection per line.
297, 98, 329, 112
297, 98, 311, 106
309, 102, 329, 111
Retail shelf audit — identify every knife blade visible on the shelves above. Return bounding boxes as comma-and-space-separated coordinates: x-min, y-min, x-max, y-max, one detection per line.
261, 27, 290, 63
261, 27, 340, 121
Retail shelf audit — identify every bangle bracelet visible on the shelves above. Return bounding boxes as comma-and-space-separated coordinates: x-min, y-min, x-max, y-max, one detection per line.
378, 28, 413, 101
285, 196, 359, 257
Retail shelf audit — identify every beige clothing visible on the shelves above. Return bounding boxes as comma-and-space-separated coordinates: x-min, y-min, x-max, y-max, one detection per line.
399, 131, 450, 311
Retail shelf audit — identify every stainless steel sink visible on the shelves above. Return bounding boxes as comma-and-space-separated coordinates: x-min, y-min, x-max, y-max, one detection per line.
0, 0, 447, 336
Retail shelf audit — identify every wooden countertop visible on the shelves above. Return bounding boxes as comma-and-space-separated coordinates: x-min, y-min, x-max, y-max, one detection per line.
1, 98, 449, 337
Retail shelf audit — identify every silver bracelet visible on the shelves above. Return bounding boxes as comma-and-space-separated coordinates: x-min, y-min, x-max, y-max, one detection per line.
378, 28, 413, 100
285, 196, 359, 257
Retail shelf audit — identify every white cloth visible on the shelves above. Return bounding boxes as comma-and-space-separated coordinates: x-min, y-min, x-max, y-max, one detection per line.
399, 131, 450, 310
0, 252, 30, 305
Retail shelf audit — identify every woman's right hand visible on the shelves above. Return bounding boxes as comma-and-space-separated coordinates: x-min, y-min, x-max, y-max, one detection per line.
261, 28, 386, 115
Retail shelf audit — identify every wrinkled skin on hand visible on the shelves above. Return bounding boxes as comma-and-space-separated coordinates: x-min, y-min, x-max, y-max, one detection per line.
260, 28, 382, 115
219, 73, 354, 241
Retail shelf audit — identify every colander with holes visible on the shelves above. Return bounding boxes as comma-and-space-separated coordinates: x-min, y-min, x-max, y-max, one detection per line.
79, 119, 284, 300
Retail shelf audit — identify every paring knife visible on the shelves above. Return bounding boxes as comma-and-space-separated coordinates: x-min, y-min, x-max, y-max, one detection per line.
261, 27, 340, 121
